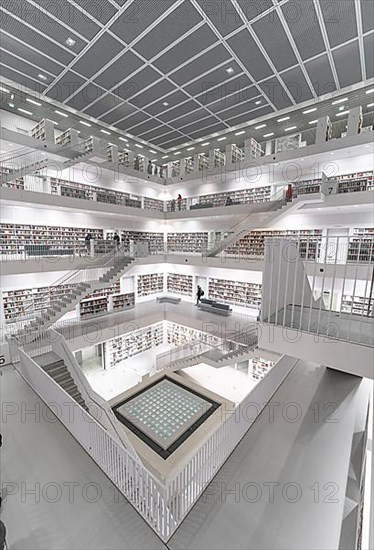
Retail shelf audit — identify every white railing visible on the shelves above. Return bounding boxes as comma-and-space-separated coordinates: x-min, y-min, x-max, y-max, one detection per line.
15, 345, 173, 541
164, 354, 298, 526
261, 236, 374, 346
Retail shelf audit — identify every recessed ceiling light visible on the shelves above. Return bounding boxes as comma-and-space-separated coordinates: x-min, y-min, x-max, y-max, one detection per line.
201, 142, 210, 146
51, 121, 59, 125
217, 137, 226, 141
255, 100, 262, 105
17, 108, 33, 115
308, 120, 318, 124
79, 120, 91, 127
336, 110, 349, 117
285, 126, 297, 131
302, 107, 317, 114
235, 130, 245, 135
26, 98, 42, 106
174, 151, 181, 155
55, 110, 68, 118
135, 143, 143, 148
0, 86, 10, 93
151, 159, 157, 162
277, 116, 290, 122
331, 97, 348, 105
187, 147, 195, 151
162, 101, 169, 106
100, 129, 111, 135
65, 37, 76, 47
263, 132, 274, 137
119, 137, 128, 142
367, 102, 374, 108
38, 74, 48, 81
226, 67, 234, 74
255, 124, 266, 129
162, 155, 169, 159
365, 88, 374, 94
338, 105, 346, 111
149, 149, 157, 153
8, 102, 15, 108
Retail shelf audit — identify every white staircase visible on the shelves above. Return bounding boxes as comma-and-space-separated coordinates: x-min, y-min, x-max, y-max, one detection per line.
16, 246, 136, 334
204, 191, 323, 257
156, 327, 258, 372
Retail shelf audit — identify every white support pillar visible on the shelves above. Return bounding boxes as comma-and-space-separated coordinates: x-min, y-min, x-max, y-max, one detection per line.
225, 144, 233, 164
44, 119, 56, 143
316, 116, 332, 144
347, 106, 363, 136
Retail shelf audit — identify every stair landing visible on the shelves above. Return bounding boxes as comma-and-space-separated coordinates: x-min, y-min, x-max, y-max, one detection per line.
33, 351, 63, 369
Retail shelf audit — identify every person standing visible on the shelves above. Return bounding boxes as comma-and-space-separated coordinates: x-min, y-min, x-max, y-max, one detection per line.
85, 232, 92, 254
134, 156, 140, 171
177, 193, 182, 211
170, 198, 176, 212
196, 285, 204, 305
286, 183, 293, 202
147, 160, 153, 174
113, 232, 120, 248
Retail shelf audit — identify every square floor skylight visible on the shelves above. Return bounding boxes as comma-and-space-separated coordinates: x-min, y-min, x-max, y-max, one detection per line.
113, 377, 220, 458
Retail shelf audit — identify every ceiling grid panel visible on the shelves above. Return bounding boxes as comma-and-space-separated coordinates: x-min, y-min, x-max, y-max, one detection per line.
42, 0, 138, 96
271, 0, 318, 99
25, 0, 90, 45
60, 0, 186, 104
312, 0, 340, 90
355, 0, 367, 81
231, 0, 297, 105
188, 0, 277, 111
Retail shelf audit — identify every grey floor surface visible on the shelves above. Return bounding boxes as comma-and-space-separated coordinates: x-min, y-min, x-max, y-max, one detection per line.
1, 358, 364, 549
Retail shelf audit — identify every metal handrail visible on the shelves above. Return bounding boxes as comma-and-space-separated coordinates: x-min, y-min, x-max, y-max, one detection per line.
21, 244, 129, 317
203, 187, 286, 255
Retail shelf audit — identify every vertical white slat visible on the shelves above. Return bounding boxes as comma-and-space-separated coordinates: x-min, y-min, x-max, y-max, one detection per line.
347, 238, 361, 343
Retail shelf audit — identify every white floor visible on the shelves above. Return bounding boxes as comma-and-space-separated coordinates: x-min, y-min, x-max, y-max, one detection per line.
1, 360, 370, 549
180, 363, 257, 403
80, 343, 171, 400
0, 365, 167, 550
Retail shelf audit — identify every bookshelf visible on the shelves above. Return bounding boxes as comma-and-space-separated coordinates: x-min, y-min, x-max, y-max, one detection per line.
0, 223, 104, 257
109, 292, 135, 312
3, 283, 76, 321
167, 273, 193, 296
198, 186, 271, 208
225, 229, 322, 260
79, 281, 121, 320
106, 231, 164, 253
1, 178, 24, 190
30, 119, 48, 141
55, 129, 72, 146
247, 138, 263, 158
184, 157, 194, 173
252, 357, 275, 381
208, 278, 262, 309
341, 295, 373, 316
214, 149, 226, 167
294, 170, 374, 196
230, 144, 245, 163
118, 150, 129, 166
137, 273, 164, 297
143, 197, 164, 212
171, 161, 180, 177
198, 153, 209, 171
166, 321, 221, 347
347, 228, 374, 263
105, 322, 164, 368
167, 232, 208, 253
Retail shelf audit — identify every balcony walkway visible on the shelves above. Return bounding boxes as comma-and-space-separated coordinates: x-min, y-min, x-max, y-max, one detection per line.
2, 358, 369, 549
